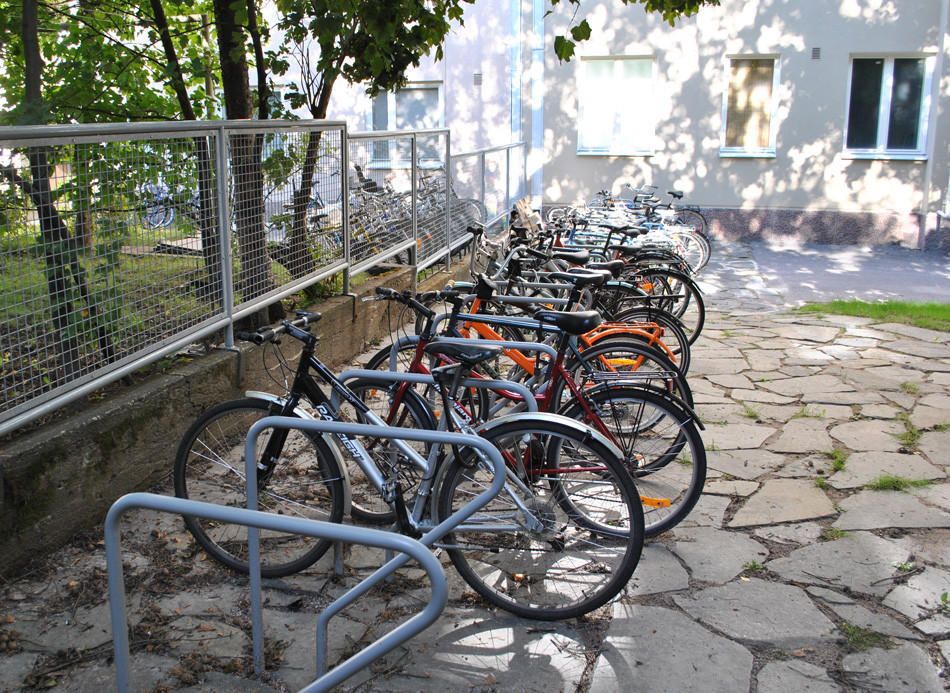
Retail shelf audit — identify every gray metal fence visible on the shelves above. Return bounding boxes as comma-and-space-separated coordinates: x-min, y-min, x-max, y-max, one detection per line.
0, 120, 525, 437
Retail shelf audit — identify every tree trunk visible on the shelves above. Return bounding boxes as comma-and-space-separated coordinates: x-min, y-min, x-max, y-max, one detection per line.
212, 0, 276, 312
149, 0, 223, 303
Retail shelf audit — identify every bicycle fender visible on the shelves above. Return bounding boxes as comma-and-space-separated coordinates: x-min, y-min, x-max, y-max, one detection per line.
243, 391, 354, 512
474, 411, 625, 460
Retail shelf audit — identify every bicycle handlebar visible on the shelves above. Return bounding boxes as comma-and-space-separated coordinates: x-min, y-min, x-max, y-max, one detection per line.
236, 312, 322, 345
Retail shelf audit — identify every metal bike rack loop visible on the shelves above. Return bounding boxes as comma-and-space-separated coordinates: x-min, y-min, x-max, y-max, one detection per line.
107, 417, 505, 693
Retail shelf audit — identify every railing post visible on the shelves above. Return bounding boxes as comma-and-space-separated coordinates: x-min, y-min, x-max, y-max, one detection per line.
342, 124, 351, 295
216, 124, 236, 346
410, 133, 418, 267
444, 131, 452, 273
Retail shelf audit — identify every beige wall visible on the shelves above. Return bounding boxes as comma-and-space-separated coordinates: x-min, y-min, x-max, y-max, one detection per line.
535, 0, 950, 244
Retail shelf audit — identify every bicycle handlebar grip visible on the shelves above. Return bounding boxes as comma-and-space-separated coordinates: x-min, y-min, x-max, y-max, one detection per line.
253, 328, 276, 345
375, 286, 399, 298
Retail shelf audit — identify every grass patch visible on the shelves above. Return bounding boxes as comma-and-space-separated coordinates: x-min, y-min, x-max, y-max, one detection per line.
895, 412, 921, 448
790, 404, 824, 420
899, 381, 919, 395
864, 474, 932, 491
739, 404, 762, 420
813, 476, 831, 490
840, 621, 889, 651
822, 527, 849, 541
823, 448, 849, 472
797, 299, 950, 332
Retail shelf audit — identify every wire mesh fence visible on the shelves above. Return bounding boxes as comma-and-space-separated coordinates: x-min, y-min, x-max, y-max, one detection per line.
0, 121, 524, 436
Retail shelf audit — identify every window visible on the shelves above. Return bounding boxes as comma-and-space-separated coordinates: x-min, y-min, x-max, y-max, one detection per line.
577, 56, 655, 156
844, 56, 934, 159
372, 83, 444, 162
720, 57, 779, 157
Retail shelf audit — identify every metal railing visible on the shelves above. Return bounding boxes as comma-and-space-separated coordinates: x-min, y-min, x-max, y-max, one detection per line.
0, 120, 526, 437
106, 416, 507, 692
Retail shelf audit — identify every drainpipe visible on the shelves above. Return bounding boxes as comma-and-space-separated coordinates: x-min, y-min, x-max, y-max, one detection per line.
920, 0, 949, 249
510, 0, 522, 145
529, 0, 545, 211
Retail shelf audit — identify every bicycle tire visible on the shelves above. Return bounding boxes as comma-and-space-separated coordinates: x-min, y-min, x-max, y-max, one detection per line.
436, 417, 644, 620
558, 338, 693, 410
672, 208, 708, 237
558, 386, 706, 537
143, 204, 172, 229
336, 378, 435, 525
622, 268, 705, 344
607, 307, 692, 374
173, 398, 345, 577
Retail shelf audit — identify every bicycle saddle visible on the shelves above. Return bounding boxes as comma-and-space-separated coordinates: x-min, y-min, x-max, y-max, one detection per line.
548, 270, 608, 289
551, 249, 590, 265
533, 309, 602, 335
587, 259, 625, 278
423, 340, 502, 366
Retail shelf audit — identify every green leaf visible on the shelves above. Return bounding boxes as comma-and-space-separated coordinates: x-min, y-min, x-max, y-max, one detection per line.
554, 35, 575, 62
570, 19, 591, 42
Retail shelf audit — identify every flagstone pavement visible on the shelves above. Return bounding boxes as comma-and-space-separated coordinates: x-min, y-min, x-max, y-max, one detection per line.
2, 242, 950, 692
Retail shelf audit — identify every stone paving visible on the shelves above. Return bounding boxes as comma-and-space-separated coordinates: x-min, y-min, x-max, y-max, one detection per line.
2, 242, 950, 691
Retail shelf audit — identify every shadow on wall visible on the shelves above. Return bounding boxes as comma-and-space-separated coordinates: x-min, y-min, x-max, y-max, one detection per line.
704, 208, 947, 249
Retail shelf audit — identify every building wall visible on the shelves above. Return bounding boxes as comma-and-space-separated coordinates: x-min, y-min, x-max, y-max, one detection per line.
325, 0, 518, 154
535, 0, 950, 247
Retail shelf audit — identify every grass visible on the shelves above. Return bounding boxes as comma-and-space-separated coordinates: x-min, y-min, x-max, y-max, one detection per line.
840, 621, 889, 651
864, 474, 932, 491
739, 404, 762, 419
797, 299, 950, 332
790, 404, 824, 420
813, 476, 831, 490
822, 527, 849, 541
823, 448, 849, 472
895, 412, 922, 448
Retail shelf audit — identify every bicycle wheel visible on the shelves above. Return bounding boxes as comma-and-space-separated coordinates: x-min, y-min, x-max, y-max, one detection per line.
558, 386, 705, 537
173, 398, 345, 577
667, 227, 710, 273
336, 378, 435, 525
624, 268, 705, 344
436, 417, 644, 620
143, 204, 172, 229
558, 338, 693, 410
608, 307, 691, 374
672, 208, 708, 237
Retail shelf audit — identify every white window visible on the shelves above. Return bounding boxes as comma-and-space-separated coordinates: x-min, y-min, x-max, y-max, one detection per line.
720, 57, 780, 157
372, 83, 444, 132
372, 83, 444, 162
577, 56, 656, 156
844, 56, 934, 160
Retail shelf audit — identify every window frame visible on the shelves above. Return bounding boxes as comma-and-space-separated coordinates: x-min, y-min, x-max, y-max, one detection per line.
372, 81, 445, 132
842, 54, 935, 161
719, 55, 781, 159
576, 55, 657, 157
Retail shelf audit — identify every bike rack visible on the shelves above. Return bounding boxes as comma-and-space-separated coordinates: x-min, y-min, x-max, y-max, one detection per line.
107, 417, 505, 693
335, 368, 540, 414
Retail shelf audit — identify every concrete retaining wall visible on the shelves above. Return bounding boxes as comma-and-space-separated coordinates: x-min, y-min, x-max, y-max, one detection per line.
0, 265, 461, 576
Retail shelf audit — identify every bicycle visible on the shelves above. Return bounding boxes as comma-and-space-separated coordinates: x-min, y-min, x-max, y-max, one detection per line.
366, 288, 706, 537
174, 312, 645, 619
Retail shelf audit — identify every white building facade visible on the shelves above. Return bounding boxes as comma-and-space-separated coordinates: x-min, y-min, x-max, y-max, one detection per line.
326, 0, 950, 247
